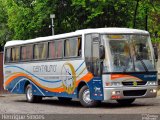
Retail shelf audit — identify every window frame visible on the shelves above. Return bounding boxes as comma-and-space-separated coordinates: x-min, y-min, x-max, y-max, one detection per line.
10, 46, 20, 63
48, 39, 64, 60
64, 36, 82, 59
5, 47, 11, 63
20, 44, 33, 62
4, 35, 83, 63
33, 42, 48, 60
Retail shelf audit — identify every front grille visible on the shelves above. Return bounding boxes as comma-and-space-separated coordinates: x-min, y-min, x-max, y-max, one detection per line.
123, 90, 146, 96
122, 81, 147, 86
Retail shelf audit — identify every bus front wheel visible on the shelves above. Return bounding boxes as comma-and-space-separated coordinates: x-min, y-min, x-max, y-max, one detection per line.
25, 84, 42, 103
79, 85, 99, 107
116, 99, 135, 105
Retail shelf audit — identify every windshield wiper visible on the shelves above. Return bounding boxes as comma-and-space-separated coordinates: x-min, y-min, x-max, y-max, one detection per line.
131, 41, 148, 72
136, 54, 148, 72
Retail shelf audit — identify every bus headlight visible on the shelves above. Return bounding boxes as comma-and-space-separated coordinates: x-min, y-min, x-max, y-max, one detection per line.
112, 91, 121, 95
106, 82, 122, 86
147, 81, 157, 86
112, 82, 122, 86
150, 89, 157, 93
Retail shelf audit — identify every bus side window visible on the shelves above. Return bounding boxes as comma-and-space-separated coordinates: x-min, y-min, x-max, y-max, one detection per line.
56, 40, 63, 58
21, 45, 33, 61
34, 44, 40, 59
34, 43, 47, 60
65, 39, 70, 57
27, 45, 33, 60
64, 37, 81, 58
15, 47, 20, 62
5, 48, 11, 63
49, 41, 56, 59
21, 46, 27, 60
11, 47, 19, 62
41, 43, 47, 59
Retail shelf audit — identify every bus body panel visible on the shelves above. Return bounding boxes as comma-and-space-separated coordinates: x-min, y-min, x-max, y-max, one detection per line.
4, 60, 86, 93
102, 72, 157, 101
4, 60, 104, 100
89, 77, 103, 100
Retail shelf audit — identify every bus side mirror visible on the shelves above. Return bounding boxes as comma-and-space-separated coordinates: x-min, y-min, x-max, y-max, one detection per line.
153, 46, 158, 62
99, 45, 105, 59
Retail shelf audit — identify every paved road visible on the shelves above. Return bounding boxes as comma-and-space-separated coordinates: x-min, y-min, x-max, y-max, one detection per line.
0, 94, 160, 114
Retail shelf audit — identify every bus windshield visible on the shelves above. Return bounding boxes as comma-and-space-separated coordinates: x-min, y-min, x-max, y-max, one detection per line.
103, 34, 155, 72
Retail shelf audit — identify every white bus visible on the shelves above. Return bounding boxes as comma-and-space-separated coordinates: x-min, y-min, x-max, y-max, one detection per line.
3, 28, 158, 107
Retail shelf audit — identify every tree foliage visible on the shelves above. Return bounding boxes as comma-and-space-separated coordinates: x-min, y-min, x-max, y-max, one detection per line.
0, 0, 159, 47
0, 0, 12, 50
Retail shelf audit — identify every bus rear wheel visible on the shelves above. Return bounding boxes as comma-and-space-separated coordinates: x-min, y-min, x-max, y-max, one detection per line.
25, 84, 42, 103
116, 99, 135, 105
79, 85, 99, 107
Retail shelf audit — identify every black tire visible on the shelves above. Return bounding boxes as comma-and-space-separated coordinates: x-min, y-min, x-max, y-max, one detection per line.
25, 84, 42, 103
116, 99, 135, 105
79, 85, 99, 107
58, 97, 72, 102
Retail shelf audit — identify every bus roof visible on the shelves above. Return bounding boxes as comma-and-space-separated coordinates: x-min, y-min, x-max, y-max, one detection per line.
5, 28, 149, 47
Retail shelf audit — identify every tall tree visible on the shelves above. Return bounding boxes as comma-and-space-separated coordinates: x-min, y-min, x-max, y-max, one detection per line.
1, 0, 159, 43
0, 0, 12, 51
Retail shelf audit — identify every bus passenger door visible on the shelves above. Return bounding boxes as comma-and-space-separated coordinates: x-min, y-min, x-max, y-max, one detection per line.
85, 34, 101, 76
85, 34, 103, 100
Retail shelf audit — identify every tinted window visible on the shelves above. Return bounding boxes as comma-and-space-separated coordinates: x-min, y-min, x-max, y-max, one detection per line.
56, 40, 63, 58
21, 46, 27, 60
27, 45, 33, 60
34, 43, 47, 60
64, 37, 81, 57
5, 48, 11, 62
11, 47, 20, 62
49, 41, 56, 59
21, 45, 33, 60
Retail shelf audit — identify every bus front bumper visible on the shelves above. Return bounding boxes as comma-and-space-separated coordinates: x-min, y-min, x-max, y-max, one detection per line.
103, 86, 158, 101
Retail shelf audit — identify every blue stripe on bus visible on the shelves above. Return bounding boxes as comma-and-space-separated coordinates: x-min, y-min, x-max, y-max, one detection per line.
5, 66, 62, 83
75, 61, 85, 72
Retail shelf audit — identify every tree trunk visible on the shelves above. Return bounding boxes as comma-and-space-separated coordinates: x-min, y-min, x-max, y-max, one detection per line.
145, 7, 148, 31
133, 0, 140, 28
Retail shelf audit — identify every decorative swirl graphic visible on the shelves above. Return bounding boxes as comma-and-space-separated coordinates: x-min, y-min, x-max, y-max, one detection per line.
61, 63, 76, 94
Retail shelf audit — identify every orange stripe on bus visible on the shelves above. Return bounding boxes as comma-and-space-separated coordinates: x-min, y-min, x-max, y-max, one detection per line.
111, 74, 141, 81
4, 72, 93, 93
76, 72, 94, 86
4, 73, 64, 92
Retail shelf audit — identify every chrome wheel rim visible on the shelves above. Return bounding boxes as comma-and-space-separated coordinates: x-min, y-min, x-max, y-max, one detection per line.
27, 86, 32, 100
82, 89, 93, 104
